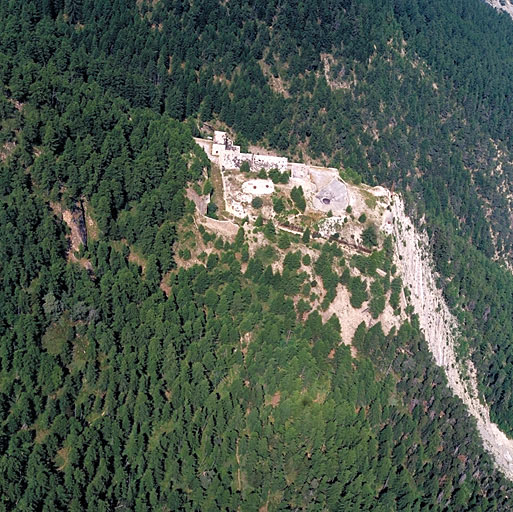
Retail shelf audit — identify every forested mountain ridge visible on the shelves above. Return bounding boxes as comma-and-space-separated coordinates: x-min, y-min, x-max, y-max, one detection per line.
132, 0, 513, 438
3, 0, 513, 510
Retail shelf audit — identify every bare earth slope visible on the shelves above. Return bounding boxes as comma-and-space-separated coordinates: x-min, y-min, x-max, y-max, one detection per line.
485, 0, 513, 18
392, 195, 513, 480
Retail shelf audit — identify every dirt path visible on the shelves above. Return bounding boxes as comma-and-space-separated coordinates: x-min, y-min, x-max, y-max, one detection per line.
235, 438, 242, 491
392, 195, 513, 480
160, 271, 172, 297
277, 224, 303, 236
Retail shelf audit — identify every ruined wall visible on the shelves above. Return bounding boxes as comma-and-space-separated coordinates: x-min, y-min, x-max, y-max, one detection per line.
251, 153, 288, 172
289, 163, 310, 180
213, 131, 226, 144
199, 131, 289, 172
212, 143, 224, 156
221, 149, 287, 172
193, 137, 213, 156
242, 179, 275, 195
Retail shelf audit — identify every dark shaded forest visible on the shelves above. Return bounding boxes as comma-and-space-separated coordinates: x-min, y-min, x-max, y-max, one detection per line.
3, 0, 513, 510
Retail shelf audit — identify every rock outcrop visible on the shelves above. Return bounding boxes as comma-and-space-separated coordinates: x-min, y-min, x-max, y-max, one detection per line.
485, 0, 513, 19
392, 195, 513, 480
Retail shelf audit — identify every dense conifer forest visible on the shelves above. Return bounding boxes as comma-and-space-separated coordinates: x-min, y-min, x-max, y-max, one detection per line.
4, 0, 513, 510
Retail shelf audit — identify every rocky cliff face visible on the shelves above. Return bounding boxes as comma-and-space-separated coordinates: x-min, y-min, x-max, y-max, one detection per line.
485, 0, 513, 18
392, 195, 513, 480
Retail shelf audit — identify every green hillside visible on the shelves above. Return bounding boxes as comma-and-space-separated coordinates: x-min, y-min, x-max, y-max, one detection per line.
3, 0, 513, 510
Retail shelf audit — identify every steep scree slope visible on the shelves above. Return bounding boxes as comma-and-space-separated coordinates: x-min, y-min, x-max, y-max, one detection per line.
392, 195, 513, 479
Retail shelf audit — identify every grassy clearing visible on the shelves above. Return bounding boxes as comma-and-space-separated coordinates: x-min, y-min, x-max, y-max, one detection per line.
56, 446, 71, 471
69, 335, 89, 373
128, 249, 147, 274
209, 164, 228, 218
254, 244, 277, 265
361, 190, 377, 209
42, 316, 73, 356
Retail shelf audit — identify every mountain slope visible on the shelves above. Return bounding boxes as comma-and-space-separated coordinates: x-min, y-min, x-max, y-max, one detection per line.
393, 196, 513, 479
3, 0, 513, 509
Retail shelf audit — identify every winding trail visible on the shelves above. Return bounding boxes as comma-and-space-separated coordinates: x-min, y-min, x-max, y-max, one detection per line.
392, 195, 513, 480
